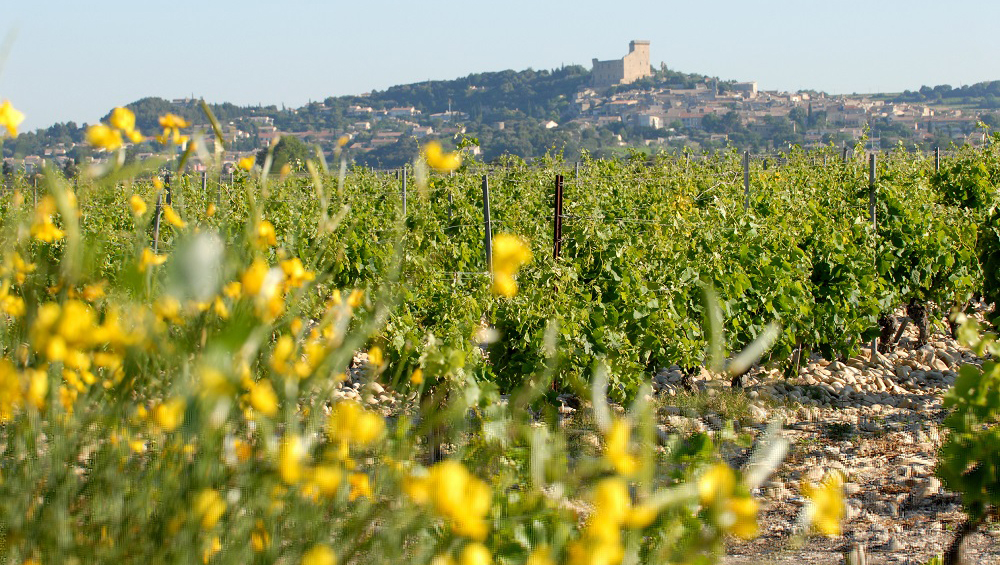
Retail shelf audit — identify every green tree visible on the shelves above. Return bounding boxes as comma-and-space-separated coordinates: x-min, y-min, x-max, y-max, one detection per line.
257, 136, 313, 173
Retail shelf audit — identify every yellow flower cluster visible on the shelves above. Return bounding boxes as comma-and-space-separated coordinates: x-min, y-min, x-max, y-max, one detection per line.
268, 331, 326, 379
238, 156, 255, 170
404, 460, 491, 541
566, 477, 659, 565
801, 470, 846, 536
326, 400, 385, 458
491, 234, 532, 297
422, 141, 462, 172
31, 196, 65, 242
130, 194, 148, 217
87, 107, 144, 150
0, 99, 25, 137
29, 300, 138, 411
156, 113, 190, 145
139, 248, 167, 272
697, 463, 758, 540
604, 418, 639, 476
255, 219, 278, 247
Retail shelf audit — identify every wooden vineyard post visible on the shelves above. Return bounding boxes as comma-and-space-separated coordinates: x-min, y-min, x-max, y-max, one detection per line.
575, 161, 580, 181
869, 153, 878, 361
402, 165, 408, 217
164, 172, 172, 206
482, 175, 492, 272
743, 150, 750, 212
935, 146, 940, 173
553, 174, 564, 260
33, 176, 38, 208
152, 193, 163, 254
201, 171, 207, 195
842, 143, 849, 163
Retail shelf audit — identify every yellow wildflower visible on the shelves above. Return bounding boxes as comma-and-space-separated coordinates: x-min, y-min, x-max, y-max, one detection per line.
347, 289, 364, 308
139, 248, 167, 272
159, 113, 190, 129
206, 202, 217, 217
163, 205, 187, 228
423, 140, 462, 172
525, 547, 555, 565
348, 472, 372, 501
0, 100, 25, 137
0, 360, 22, 422
203, 536, 222, 564
280, 257, 315, 288
238, 156, 255, 170
726, 495, 759, 540
308, 464, 343, 498
81, 282, 106, 302
367, 346, 383, 368
699, 463, 736, 506
605, 418, 639, 476
193, 489, 226, 530
153, 397, 186, 432
9, 251, 37, 284
491, 234, 532, 296
801, 470, 846, 536
223, 281, 242, 299
31, 221, 65, 243
255, 220, 277, 247
459, 543, 491, 565
233, 439, 252, 462
279, 434, 307, 484
337, 135, 350, 147
109, 106, 142, 141
247, 378, 279, 417
157, 113, 190, 145
109, 106, 132, 129
327, 401, 385, 449
279, 163, 292, 177
25, 369, 48, 410
87, 123, 124, 151
420, 460, 492, 541
0, 282, 26, 318
410, 368, 424, 385
301, 544, 337, 565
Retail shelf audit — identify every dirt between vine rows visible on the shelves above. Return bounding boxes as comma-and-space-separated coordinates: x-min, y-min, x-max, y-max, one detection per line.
677, 316, 1000, 565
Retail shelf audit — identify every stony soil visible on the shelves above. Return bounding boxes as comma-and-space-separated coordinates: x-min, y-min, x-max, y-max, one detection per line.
651, 312, 1000, 565
332, 310, 1000, 564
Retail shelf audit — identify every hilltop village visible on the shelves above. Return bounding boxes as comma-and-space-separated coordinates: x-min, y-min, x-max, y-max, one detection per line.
4, 41, 997, 173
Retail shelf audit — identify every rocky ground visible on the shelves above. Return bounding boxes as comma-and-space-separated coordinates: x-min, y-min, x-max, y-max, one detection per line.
331, 311, 1000, 564
653, 315, 1000, 565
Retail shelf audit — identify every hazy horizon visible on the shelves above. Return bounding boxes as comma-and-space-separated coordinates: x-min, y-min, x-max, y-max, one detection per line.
3, 0, 999, 132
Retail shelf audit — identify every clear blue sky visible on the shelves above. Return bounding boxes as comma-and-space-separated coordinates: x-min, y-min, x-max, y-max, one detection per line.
3, 0, 999, 131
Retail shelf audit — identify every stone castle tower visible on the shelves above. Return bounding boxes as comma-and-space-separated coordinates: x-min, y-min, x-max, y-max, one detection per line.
591, 40, 651, 89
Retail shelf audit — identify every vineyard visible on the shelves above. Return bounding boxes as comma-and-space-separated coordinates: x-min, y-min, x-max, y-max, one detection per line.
1, 105, 1000, 565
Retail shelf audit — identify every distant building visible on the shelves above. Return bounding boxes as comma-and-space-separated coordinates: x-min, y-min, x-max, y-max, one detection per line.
731, 82, 758, 99
591, 40, 651, 89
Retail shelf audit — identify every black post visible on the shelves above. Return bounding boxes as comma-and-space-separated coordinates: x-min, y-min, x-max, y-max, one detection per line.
201, 171, 207, 194
842, 144, 849, 163
152, 193, 163, 254
482, 175, 492, 271
402, 165, 407, 217
934, 146, 940, 173
553, 174, 564, 260
743, 150, 750, 212
164, 172, 172, 206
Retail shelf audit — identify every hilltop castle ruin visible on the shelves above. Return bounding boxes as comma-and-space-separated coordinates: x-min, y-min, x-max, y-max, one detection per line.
591, 40, 651, 89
